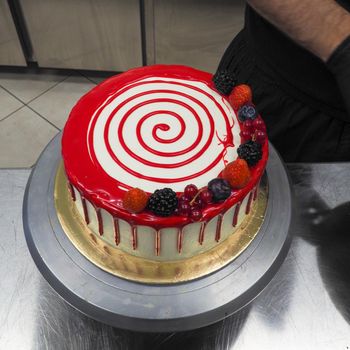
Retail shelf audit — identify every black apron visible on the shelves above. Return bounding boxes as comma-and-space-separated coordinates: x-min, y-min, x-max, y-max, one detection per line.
219, 4, 350, 162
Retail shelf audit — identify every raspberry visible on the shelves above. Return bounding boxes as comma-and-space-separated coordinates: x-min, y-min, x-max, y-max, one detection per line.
228, 84, 252, 110
222, 159, 251, 189
212, 70, 237, 95
123, 188, 149, 213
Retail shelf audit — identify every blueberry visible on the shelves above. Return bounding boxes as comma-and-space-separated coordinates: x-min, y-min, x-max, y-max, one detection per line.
208, 178, 231, 202
238, 103, 258, 122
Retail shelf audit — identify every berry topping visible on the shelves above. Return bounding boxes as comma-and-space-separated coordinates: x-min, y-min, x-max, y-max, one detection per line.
254, 130, 267, 145
222, 159, 251, 189
184, 184, 198, 200
178, 202, 191, 217
199, 189, 213, 205
252, 117, 266, 131
191, 198, 204, 210
190, 208, 202, 221
178, 194, 190, 204
212, 69, 237, 95
147, 188, 178, 217
240, 130, 252, 142
237, 140, 263, 166
243, 119, 254, 132
123, 188, 149, 213
228, 84, 252, 110
208, 178, 231, 202
238, 103, 258, 122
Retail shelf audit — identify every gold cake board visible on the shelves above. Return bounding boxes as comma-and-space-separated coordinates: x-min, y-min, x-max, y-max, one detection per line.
55, 163, 268, 284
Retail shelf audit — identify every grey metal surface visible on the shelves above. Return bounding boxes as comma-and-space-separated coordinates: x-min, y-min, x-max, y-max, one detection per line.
22, 134, 291, 333
143, 0, 156, 65
2, 162, 350, 347
19, 0, 142, 71
153, 0, 245, 72
0, 0, 26, 66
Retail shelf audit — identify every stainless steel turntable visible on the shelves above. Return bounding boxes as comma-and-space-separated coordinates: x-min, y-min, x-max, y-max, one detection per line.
23, 134, 292, 332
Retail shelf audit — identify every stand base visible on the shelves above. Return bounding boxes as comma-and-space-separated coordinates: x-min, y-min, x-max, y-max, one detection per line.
23, 133, 292, 332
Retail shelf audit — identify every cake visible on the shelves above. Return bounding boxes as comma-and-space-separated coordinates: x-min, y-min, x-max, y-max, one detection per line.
61, 65, 268, 261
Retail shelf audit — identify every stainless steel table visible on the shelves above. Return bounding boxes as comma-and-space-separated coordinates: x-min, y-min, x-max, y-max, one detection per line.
1, 163, 350, 349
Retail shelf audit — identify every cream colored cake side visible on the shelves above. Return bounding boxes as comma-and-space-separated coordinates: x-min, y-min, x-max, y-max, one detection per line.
70, 184, 257, 261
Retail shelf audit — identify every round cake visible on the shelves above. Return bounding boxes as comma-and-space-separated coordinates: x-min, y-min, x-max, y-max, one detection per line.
62, 65, 268, 261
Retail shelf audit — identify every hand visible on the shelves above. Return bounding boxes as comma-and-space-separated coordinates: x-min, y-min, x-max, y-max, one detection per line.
247, 0, 350, 61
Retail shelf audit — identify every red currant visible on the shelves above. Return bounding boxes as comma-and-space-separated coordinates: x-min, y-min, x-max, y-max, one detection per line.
178, 195, 189, 204
190, 208, 202, 221
199, 189, 212, 205
252, 117, 265, 131
178, 202, 191, 216
184, 184, 198, 200
243, 120, 254, 132
255, 130, 267, 144
240, 130, 251, 142
191, 198, 204, 210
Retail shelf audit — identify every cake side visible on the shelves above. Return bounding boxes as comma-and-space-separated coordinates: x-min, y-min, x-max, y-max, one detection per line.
68, 182, 258, 261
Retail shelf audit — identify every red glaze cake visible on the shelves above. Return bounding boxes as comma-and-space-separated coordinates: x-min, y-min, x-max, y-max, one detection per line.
62, 65, 268, 261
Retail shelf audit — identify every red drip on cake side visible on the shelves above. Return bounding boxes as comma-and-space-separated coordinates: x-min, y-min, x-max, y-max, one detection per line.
81, 197, 90, 225
155, 230, 161, 256
113, 218, 120, 245
245, 192, 254, 215
177, 227, 184, 253
232, 202, 241, 227
131, 225, 138, 250
215, 214, 224, 242
198, 222, 207, 245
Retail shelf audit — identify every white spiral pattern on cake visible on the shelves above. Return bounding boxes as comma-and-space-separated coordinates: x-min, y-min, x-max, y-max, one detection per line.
87, 77, 240, 192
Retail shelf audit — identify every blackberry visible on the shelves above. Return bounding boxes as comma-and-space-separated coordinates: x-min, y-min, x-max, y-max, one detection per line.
208, 178, 231, 202
237, 140, 262, 166
238, 103, 258, 122
147, 188, 178, 216
212, 69, 237, 95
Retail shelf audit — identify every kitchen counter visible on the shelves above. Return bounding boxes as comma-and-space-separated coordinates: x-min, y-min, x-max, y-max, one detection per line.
1, 163, 350, 349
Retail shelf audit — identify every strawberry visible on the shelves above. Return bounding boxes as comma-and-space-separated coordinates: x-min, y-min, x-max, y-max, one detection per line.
222, 159, 251, 189
123, 188, 148, 213
228, 84, 252, 110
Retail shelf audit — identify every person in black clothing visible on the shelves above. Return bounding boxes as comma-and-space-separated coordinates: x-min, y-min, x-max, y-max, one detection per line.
218, 0, 350, 162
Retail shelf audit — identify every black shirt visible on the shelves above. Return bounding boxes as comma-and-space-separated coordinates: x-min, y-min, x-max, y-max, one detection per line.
246, 2, 349, 120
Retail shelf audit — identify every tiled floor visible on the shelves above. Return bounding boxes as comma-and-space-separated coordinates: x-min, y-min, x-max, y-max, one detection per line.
0, 70, 110, 168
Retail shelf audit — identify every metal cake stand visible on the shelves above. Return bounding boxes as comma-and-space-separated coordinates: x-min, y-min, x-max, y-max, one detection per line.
23, 133, 292, 333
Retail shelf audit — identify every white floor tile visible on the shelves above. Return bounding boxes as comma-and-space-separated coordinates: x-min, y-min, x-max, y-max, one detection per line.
28, 75, 95, 129
0, 107, 58, 167
0, 72, 68, 103
0, 87, 23, 120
